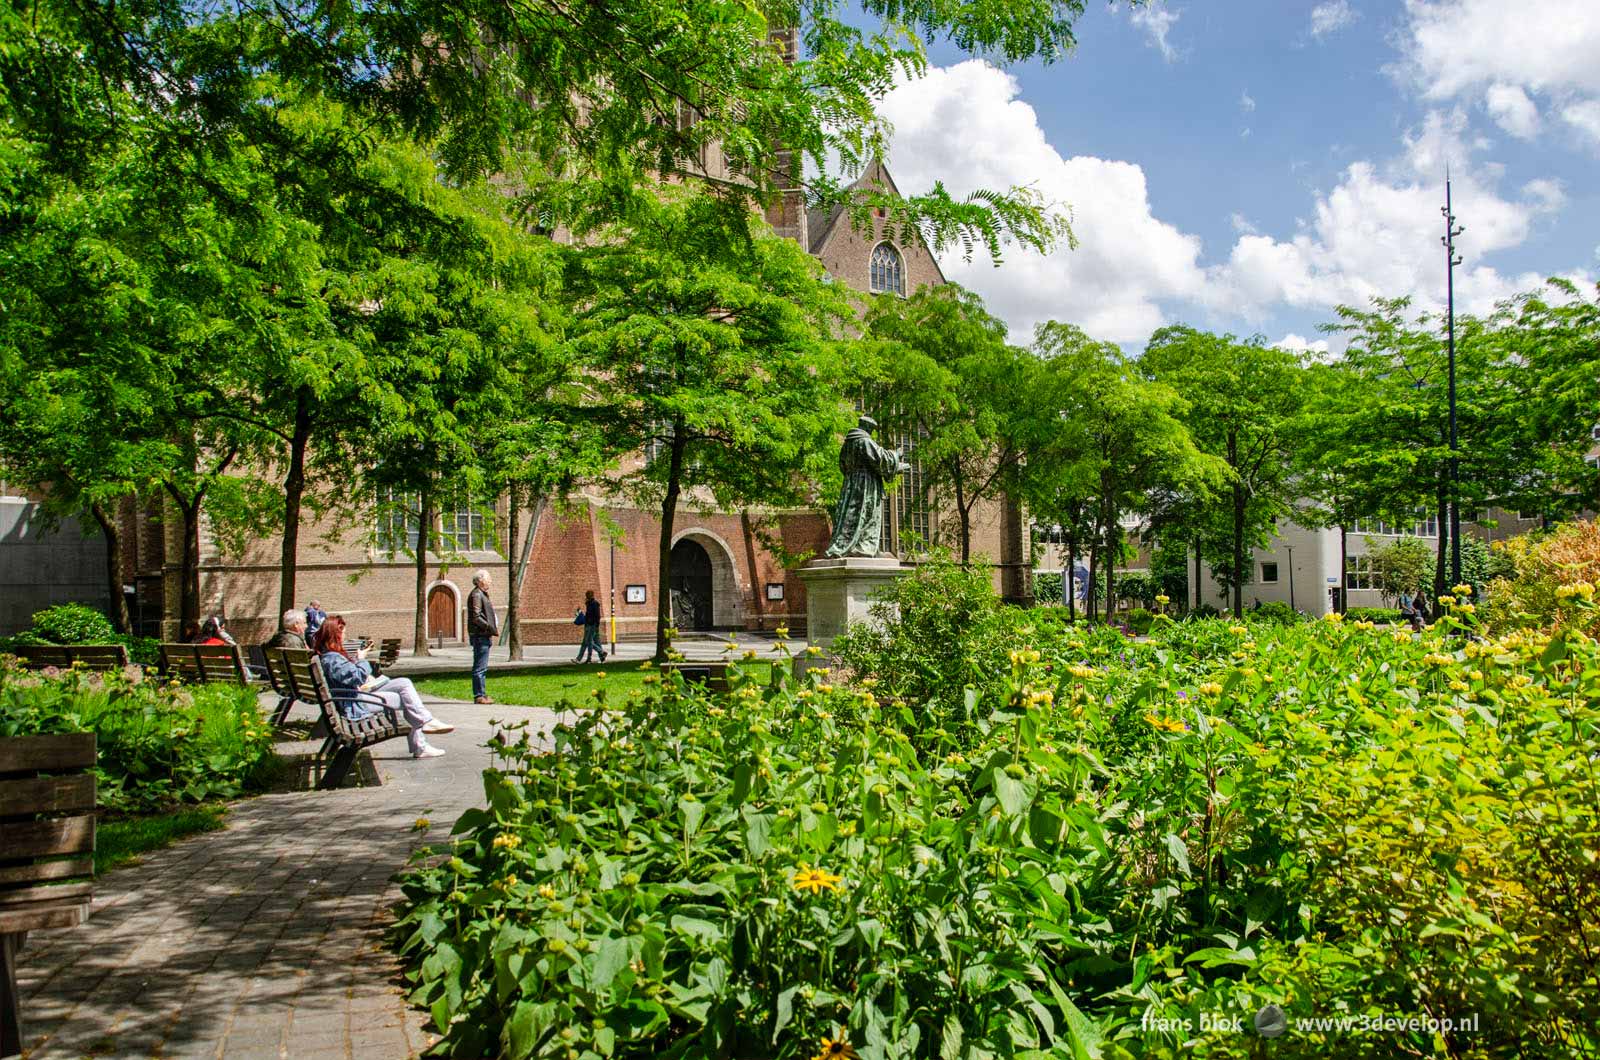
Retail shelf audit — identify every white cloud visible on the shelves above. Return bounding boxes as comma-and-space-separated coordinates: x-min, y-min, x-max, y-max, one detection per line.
1484, 83, 1540, 139
1402, 0, 1600, 149
1274, 333, 1331, 355
1562, 99, 1600, 148
1310, 1, 1357, 38
878, 61, 1205, 344
877, 63, 1588, 347
1239, 90, 1256, 113
1129, 4, 1181, 62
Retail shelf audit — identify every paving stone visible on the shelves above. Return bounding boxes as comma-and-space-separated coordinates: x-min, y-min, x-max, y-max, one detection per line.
16, 696, 564, 1060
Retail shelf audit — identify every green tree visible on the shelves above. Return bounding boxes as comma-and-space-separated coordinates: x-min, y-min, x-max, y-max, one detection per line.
562, 188, 855, 660
1141, 327, 1306, 618
1366, 536, 1434, 605
862, 285, 1034, 563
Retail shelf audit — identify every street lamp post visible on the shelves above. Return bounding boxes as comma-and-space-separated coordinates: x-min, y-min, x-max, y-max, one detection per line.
1285, 544, 1296, 611
1442, 175, 1464, 588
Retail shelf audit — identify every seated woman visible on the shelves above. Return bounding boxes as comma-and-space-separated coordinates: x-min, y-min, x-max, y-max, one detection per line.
193, 616, 230, 645
310, 615, 454, 759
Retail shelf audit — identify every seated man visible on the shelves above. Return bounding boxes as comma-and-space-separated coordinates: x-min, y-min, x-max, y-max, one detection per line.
311, 615, 454, 759
265, 609, 309, 650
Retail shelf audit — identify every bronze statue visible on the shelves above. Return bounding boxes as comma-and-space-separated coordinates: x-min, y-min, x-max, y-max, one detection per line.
824, 415, 909, 558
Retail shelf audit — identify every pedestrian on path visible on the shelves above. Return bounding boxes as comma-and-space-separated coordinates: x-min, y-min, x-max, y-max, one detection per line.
305, 599, 326, 637
467, 570, 499, 704
576, 590, 607, 663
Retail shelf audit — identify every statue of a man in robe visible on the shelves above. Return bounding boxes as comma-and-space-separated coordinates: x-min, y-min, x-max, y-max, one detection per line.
824, 415, 910, 558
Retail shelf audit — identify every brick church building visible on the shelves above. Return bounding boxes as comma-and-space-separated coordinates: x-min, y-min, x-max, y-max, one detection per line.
98, 160, 1021, 647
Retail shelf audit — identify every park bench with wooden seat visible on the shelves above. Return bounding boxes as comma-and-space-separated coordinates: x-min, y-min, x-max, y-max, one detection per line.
261, 647, 316, 727
659, 660, 732, 692
1, 732, 96, 1059
11, 644, 130, 672
377, 638, 402, 671
264, 649, 412, 789
157, 642, 251, 685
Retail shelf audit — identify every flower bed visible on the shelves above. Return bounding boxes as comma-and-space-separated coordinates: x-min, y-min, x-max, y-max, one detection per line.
393, 569, 1599, 1059
1, 660, 276, 813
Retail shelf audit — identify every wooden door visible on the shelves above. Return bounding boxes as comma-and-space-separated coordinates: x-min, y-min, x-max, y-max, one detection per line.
427, 586, 457, 640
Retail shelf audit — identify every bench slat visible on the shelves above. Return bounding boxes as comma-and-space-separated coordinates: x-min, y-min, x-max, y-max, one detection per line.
0, 816, 95, 859
0, 859, 94, 888
0, 775, 95, 815
0, 882, 94, 908
0, 733, 96, 775
0, 899, 90, 934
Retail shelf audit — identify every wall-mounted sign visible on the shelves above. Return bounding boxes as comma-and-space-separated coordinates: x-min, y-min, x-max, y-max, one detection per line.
766, 582, 785, 601
625, 584, 647, 604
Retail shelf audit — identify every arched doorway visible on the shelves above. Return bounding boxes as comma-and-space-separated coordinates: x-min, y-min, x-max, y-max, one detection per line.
669, 539, 714, 631
427, 584, 457, 640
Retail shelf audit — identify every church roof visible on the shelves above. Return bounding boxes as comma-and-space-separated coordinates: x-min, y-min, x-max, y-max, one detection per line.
805, 160, 948, 286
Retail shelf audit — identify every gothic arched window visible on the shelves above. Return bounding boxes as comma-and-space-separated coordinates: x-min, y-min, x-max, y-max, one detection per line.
869, 242, 905, 296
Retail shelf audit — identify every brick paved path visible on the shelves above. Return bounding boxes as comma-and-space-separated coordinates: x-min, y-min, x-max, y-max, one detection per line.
15, 697, 565, 1059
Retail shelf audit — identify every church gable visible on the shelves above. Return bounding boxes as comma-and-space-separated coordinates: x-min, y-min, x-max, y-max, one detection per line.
808, 159, 947, 297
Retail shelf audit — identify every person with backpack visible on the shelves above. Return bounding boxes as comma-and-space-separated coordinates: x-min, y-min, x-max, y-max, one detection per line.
575, 590, 607, 663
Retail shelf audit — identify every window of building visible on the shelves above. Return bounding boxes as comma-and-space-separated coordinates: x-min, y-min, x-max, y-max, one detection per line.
1586, 454, 1600, 469
1518, 509, 1540, 520
889, 427, 929, 550
1416, 515, 1438, 537
440, 504, 494, 552
1591, 424, 1600, 441
376, 487, 421, 554
1261, 562, 1279, 584
869, 242, 905, 296
1344, 555, 1374, 590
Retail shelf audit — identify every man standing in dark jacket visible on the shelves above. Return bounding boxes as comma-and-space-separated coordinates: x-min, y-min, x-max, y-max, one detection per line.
576, 589, 607, 663
467, 570, 499, 704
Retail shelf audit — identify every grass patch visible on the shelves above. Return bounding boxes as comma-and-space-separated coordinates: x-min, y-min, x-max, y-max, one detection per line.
96, 804, 227, 874
409, 660, 779, 708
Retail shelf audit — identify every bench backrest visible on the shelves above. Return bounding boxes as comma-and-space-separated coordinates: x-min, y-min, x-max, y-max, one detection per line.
660, 661, 732, 691
0, 733, 96, 934
305, 654, 361, 742
378, 638, 402, 668
13, 644, 130, 671
158, 642, 250, 684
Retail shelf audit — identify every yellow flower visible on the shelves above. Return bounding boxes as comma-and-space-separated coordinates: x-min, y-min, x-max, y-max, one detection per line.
1228, 625, 1248, 635
1438, 594, 1456, 606
1155, 594, 1170, 605
774, 625, 790, 639
811, 1029, 860, 1060
792, 865, 843, 895
492, 833, 522, 850
1324, 611, 1344, 623
1143, 712, 1185, 733
805, 645, 823, 656
1067, 664, 1096, 680
1452, 583, 1473, 597
413, 817, 431, 831
1197, 681, 1223, 697
538, 884, 557, 900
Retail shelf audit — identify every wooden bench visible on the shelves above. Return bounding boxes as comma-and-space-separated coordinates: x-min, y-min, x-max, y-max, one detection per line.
11, 644, 129, 672
377, 638, 401, 671
1, 733, 96, 1058
265, 650, 412, 789
659, 660, 732, 692
157, 642, 250, 685
261, 647, 316, 727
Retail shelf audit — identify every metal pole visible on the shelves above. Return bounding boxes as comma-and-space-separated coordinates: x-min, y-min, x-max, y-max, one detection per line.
1442, 175, 1464, 587
609, 540, 617, 656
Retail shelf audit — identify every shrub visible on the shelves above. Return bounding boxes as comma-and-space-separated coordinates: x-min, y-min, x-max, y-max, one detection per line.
1344, 606, 1402, 624
1247, 600, 1302, 625
395, 612, 1600, 1058
1481, 520, 1600, 637
29, 602, 116, 644
1124, 606, 1155, 634
0, 663, 276, 813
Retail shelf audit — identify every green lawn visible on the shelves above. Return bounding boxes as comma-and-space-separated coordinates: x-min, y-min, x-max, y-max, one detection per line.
408, 660, 779, 708
96, 805, 228, 874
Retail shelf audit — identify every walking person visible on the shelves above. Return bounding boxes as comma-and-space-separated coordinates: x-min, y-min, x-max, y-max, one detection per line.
467, 570, 499, 705
575, 590, 607, 663
312, 615, 454, 759
305, 600, 327, 637
1411, 589, 1430, 631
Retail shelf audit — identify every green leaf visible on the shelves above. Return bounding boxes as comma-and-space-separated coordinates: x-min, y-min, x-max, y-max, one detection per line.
591, 935, 632, 991
1164, 833, 1191, 877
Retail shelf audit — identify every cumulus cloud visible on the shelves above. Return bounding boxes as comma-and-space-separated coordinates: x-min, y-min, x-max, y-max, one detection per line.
875, 63, 1585, 347
1484, 83, 1540, 139
877, 61, 1205, 344
1402, 0, 1600, 150
1129, 4, 1181, 62
1274, 333, 1332, 355
1310, 1, 1357, 38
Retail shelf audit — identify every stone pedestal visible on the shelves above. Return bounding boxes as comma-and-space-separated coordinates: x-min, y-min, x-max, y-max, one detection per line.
795, 556, 907, 649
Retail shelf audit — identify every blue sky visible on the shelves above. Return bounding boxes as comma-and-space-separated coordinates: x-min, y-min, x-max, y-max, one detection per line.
872, 0, 1600, 350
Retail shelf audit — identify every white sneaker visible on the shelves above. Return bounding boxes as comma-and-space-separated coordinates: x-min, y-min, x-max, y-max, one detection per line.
414, 744, 446, 759
422, 720, 455, 734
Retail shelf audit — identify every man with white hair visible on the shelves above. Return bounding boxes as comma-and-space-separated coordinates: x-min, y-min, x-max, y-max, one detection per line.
466, 570, 499, 704
266, 609, 309, 650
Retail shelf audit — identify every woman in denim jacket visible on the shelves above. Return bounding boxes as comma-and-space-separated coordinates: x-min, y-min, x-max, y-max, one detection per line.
312, 616, 454, 759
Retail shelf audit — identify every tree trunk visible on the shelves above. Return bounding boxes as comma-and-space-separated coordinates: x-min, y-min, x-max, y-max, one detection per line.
1066, 535, 1077, 622
1192, 533, 1202, 613
740, 511, 764, 629
1229, 431, 1245, 619
90, 502, 131, 635
1104, 526, 1117, 627
506, 485, 522, 660
176, 496, 202, 629
413, 484, 434, 656
1338, 524, 1348, 615
1433, 481, 1450, 600
952, 458, 970, 564
507, 493, 546, 661
654, 421, 687, 661
278, 386, 313, 620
